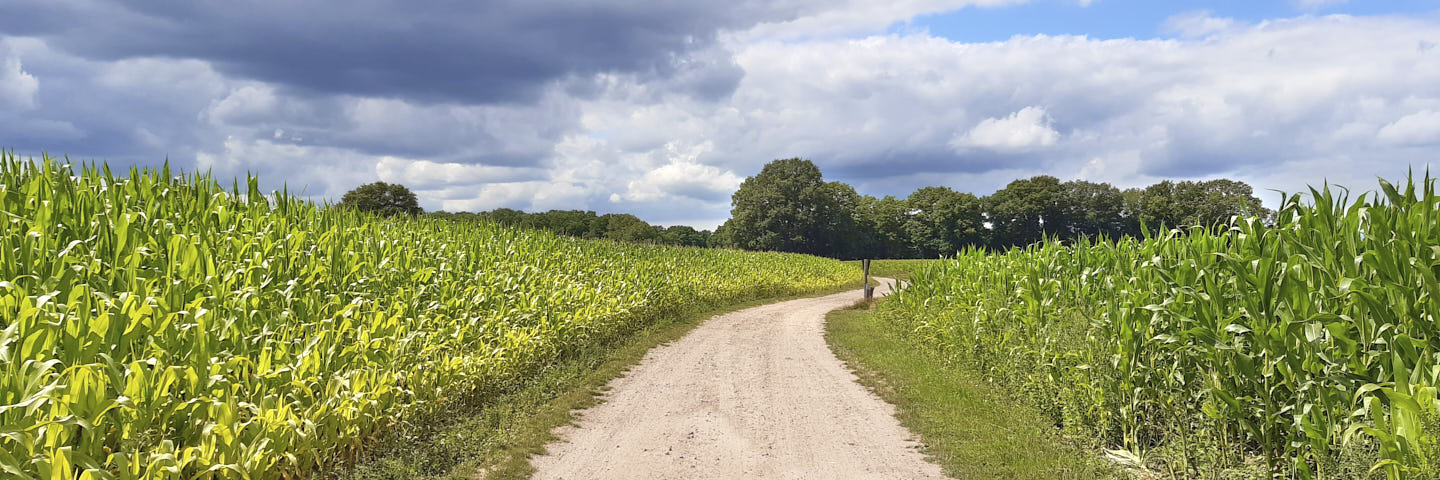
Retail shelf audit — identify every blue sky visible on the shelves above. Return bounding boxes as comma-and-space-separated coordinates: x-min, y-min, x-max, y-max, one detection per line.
1, 1, 1438, 228
904, 1, 1440, 41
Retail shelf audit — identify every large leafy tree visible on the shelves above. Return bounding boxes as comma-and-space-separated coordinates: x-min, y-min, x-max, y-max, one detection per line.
1186, 179, 1269, 226
532, 210, 604, 238
1130, 179, 1268, 232
600, 213, 661, 243
1058, 180, 1133, 239
481, 207, 527, 227
1130, 181, 1184, 231
659, 225, 709, 247
856, 195, 914, 258
904, 186, 984, 257
986, 175, 1064, 248
339, 182, 422, 217
821, 181, 874, 259
725, 158, 857, 257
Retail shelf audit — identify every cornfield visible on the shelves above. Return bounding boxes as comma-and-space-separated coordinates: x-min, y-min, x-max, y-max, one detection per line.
883, 175, 1440, 478
0, 154, 859, 478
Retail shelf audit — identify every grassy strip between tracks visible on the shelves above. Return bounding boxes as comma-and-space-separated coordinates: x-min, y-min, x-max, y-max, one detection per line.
825, 300, 1121, 480
340, 282, 865, 480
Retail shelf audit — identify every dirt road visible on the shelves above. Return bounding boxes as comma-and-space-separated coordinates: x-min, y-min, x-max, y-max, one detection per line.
528, 279, 948, 480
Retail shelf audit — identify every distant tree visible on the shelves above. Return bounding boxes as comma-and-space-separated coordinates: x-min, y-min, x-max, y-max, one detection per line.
1130, 181, 1182, 231
481, 208, 528, 227
1186, 179, 1269, 226
818, 180, 874, 259
904, 186, 984, 257
339, 182, 422, 216
600, 213, 660, 243
1057, 180, 1132, 239
726, 158, 856, 257
712, 221, 735, 248
951, 194, 988, 250
428, 163, 1271, 256
1120, 188, 1146, 233
659, 225, 709, 247
438, 206, 710, 246
986, 176, 1064, 248
528, 210, 602, 238
854, 195, 910, 258
1130, 179, 1267, 233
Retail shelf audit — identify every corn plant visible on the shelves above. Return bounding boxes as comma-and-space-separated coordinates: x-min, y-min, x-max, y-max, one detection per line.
0, 153, 860, 479
883, 174, 1440, 478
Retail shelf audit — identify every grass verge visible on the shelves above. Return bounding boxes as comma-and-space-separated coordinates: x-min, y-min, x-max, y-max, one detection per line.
338, 282, 863, 480
825, 301, 1121, 480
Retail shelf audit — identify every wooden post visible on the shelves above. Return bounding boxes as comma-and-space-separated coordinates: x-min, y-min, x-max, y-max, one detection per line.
863, 259, 873, 299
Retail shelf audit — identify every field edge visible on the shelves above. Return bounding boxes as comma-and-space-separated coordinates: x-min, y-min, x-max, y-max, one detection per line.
340, 281, 867, 480
823, 302, 1121, 480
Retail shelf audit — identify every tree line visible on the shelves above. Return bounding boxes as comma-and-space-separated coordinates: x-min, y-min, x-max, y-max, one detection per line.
714, 158, 1270, 259
338, 182, 714, 247
340, 158, 1270, 259
427, 209, 714, 247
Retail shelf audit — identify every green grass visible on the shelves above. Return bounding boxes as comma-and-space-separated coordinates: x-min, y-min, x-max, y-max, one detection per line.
825, 302, 1119, 480
341, 282, 863, 480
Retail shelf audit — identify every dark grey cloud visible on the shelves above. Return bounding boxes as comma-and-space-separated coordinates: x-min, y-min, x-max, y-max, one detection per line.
0, 40, 225, 165
0, 0, 812, 204
822, 148, 1034, 181
0, 0, 793, 105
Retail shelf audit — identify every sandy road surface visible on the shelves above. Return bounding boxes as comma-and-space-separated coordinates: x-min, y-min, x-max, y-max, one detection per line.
528, 279, 949, 480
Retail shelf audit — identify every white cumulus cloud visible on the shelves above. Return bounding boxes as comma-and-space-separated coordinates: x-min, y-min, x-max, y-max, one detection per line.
950, 106, 1060, 153
1377, 110, 1440, 146
615, 161, 743, 203
0, 54, 38, 111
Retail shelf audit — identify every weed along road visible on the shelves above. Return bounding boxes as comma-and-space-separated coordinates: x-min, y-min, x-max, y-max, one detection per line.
529, 278, 947, 480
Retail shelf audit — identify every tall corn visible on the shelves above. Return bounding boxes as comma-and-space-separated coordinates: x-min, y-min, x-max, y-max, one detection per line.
0, 154, 859, 478
884, 175, 1440, 478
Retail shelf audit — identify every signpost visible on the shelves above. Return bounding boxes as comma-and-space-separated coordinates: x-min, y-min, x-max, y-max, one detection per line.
863, 259, 873, 299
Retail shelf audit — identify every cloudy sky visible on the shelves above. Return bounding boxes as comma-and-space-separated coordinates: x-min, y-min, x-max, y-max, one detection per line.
2, 0, 1438, 228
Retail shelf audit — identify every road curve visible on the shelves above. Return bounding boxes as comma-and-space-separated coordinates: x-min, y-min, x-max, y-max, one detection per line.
527, 278, 948, 480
